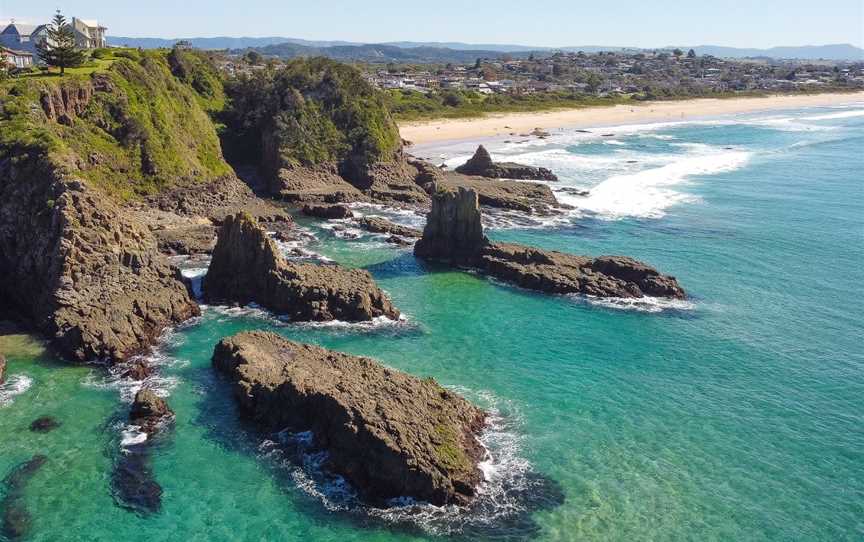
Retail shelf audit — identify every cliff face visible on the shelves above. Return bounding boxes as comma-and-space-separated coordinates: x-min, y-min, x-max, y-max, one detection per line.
0, 155, 199, 362
415, 187, 686, 299
203, 213, 399, 322
213, 331, 487, 506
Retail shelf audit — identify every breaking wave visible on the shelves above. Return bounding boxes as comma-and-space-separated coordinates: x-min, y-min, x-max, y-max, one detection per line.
580, 295, 697, 314
0, 374, 33, 407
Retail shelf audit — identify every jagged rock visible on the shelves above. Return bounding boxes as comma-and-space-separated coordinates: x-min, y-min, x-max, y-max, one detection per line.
130, 389, 173, 435
153, 224, 216, 255
29, 416, 61, 433
203, 213, 399, 321
455, 146, 558, 181
357, 217, 422, 238
302, 204, 354, 220
415, 187, 488, 265
0, 158, 200, 363
0, 354, 5, 384
439, 173, 559, 213
120, 361, 153, 381
213, 331, 487, 506
415, 187, 686, 299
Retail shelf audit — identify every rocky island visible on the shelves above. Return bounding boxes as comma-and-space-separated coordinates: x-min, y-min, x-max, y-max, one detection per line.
203, 213, 400, 322
455, 145, 558, 181
213, 331, 487, 505
415, 187, 686, 299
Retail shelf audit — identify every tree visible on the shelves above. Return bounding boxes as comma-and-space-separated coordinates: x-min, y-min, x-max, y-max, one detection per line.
687, 48, 697, 59
245, 51, 263, 65
36, 10, 85, 75
474, 58, 482, 69
672, 48, 684, 59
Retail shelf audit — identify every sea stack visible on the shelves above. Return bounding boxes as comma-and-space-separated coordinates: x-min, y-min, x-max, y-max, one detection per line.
455, 145, 558, 181
213, 331, 487, 506
203, 213, 399, 322
415, 187, 686, 299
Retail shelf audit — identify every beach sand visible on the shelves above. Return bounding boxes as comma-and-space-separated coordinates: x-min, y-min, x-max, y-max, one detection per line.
399, 92, 864, 144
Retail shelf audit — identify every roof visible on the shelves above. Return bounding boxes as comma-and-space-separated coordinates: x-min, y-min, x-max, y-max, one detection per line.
77, 19, 100, 28
0, 46, 33, 56
2, 23, 38, 36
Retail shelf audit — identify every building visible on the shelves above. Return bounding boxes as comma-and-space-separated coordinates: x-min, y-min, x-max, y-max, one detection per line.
71, 18, 107, 49
0, 46, 34, 69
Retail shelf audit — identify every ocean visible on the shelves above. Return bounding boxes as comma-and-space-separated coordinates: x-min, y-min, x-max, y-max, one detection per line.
1, 103, 862, 541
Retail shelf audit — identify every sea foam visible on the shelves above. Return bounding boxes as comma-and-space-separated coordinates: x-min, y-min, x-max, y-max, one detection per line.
0, 374, 33, 407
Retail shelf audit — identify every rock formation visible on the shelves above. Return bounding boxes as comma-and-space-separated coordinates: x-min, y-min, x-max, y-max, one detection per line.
203, 213, 399, 321
0, 162, 200, 363
213, 331, 487, 506
357, 217, 422, 238
129, 389, 174, 435
1, 455, 47, 541
0, 354, 5, 384
439, 173, 559, 214
455, 145, 558, 181
415, 187, 686, 299
302, 204, 355, 220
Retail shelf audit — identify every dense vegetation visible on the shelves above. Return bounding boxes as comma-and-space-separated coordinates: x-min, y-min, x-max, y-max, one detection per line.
0, 49, 232, 199
221, 57, 402, 172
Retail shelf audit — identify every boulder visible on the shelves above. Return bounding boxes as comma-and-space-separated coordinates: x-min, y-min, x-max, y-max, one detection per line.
213, 331, 487, 506
301, 204, 354, 220
130, 389, 173, 435
203, 213, 399, 322
357, 217, 422, 238
455, 145, 558, 181
415, 187, 686, 299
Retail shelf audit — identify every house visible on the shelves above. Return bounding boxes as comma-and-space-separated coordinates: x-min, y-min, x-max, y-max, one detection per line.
71, 18, 107, 49
0, 46, 34, 69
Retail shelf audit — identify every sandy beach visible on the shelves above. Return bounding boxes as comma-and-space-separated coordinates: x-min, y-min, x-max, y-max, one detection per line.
399, 92, 864, 144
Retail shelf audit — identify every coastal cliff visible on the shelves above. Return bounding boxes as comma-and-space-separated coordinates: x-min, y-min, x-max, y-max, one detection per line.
415, 187, 686, 299
213, 331, 487, 505
203, 213, 399, 321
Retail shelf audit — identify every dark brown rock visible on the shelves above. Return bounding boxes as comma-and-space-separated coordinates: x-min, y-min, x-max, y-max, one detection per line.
120, 361, 154, 381
455, 145, 558, 181
439, 173, 559, 214
130, 389, 173, 435
415, 187, 686, 299
0, 157, 200, 363
301, 204, 354, 220
153, 223, 216, 256
213, 331, 487, 506
29, 416, 61, 433
357, 217, 421, 238
203, 213, 399, 321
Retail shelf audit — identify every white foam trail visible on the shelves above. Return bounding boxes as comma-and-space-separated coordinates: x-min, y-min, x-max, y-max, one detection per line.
120, 424, 148, 446
581, 295, 697, 313
568, 150, 751, 220
800, 109, 864, 121
0, 374, 33, 407
205, 305, 409, 332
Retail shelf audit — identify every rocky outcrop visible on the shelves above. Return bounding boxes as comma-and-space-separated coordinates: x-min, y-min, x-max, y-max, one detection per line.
357, 217, 422, 238
213, 331, 487, 506
415, 187, 686, 299
302, 204, 354, 220
266, 163, 369, 204
0, 157, 200, 363
203, 213, 399, 321
0, 354, 5, 384
455, 146, 558, 181
130, 389, 174, 434
415, 187, 488, 265
439, 173, 559, 214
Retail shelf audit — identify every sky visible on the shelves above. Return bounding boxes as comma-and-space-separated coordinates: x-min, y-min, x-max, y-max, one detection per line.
1, 0, 862, 48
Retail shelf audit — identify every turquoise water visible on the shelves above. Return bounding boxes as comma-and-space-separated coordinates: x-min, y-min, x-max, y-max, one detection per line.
2, 104, 863, 541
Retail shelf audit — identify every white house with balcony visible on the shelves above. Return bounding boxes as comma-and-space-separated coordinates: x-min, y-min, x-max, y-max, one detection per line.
71, 18, 107, 49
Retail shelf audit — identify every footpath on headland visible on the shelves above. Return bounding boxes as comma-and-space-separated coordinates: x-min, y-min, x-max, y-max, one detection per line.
399, 91, 864, 144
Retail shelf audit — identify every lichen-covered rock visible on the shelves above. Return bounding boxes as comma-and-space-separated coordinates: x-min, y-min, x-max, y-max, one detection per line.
203, 213, 399, 321
213, 331, 487, 506
415, 187, 686, 299
455, 145, 558, 181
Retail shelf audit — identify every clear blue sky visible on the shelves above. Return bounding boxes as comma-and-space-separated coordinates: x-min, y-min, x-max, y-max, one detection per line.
2, 0, 862, 48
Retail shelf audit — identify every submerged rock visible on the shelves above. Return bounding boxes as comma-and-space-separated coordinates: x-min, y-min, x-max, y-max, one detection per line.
1, 455, 47, 541
203, 213, 399, 322
213, 331, 487, 506
302, 204, 355, 220
456, 146, 557, 181
415, 187, 686, 299
29, 416, 62, 433
130, 389, 174, 435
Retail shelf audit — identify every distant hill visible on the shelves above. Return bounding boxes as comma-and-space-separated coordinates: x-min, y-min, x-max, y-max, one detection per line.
108, 35, 864, 61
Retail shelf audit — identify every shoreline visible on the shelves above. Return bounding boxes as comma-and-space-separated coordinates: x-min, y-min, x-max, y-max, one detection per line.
399, 92, 864, 144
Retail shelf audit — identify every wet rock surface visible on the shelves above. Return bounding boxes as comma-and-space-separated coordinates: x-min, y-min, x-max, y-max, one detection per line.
203, 213, 399, 321
213, 331, 487, 506
301, 204, 355, 220
1, 455, 47, 541
130, 389, 174, 435
415, 187, 686, 299
357, 217, 422, 238
455, 145, 558, 181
